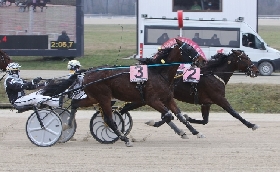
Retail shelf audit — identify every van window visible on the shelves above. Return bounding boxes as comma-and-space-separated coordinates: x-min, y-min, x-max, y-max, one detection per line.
144, 26, 240, 48
173, 0, 222, 12
242, 33, 263, 49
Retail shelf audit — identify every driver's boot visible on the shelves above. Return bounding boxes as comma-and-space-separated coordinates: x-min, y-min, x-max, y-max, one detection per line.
62, 108, 77, 131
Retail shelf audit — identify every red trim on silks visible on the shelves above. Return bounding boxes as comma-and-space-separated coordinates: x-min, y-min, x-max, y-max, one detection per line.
177, 10, 183, 28
160, 37, 207, 60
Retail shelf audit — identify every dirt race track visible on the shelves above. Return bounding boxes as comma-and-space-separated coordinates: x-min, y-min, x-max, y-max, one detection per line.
1, 110, 280, 172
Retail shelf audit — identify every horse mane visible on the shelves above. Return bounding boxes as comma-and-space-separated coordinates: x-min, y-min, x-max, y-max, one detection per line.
201, 53, 228, 72
0, 49, 11, 58
0, 49, 12, 70
138, 47, 174, 65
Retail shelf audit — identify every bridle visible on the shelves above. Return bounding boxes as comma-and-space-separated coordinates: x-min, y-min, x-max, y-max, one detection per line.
233, 51, 257, 77
179, 42, 204, 67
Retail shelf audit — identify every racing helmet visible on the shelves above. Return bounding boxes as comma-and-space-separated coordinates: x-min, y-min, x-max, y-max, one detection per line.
67, 60, 82, 72
6, 62, 21, 76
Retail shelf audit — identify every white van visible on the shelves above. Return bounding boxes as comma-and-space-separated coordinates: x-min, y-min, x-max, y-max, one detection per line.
137, 18, 280, 76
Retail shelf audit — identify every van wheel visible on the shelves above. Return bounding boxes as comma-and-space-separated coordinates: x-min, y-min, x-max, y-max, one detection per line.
258, 61, 273, 76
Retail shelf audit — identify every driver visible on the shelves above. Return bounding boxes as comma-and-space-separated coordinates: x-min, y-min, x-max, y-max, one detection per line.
4, 62, 60, 112
62, 60, 87, 130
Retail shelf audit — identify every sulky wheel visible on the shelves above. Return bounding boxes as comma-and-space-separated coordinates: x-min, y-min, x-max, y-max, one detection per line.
55, 108, 77, 143
90, 111, 124, 144
114, 111, 133, 136
26, 109, 62, 147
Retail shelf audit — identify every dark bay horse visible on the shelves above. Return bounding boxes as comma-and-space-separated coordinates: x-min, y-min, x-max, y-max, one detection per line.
174, 50, 259, 129
123, 50, 260, 135
0, 49, 12, 71
82, 38, 206, 146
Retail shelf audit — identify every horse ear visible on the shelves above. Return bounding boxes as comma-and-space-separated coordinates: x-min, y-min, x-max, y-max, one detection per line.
175, 38, 181, 44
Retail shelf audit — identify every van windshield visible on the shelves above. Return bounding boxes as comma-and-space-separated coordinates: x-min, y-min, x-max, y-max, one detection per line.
144, 26, 240, 48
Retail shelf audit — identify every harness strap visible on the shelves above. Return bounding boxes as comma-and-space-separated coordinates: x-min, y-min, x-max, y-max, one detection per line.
214, 75, 225, 85
0, 73, 6, 81
179, 42, 186, 50
237, 51, 244, 58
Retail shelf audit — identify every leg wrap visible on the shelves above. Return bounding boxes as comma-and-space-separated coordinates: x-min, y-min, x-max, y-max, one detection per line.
152, 112, 174, 127
176, 113, 187, 123
153, 120, 165, 127
114, 130, 129, 143
176, 113, 199, 135
161, 112, 174, 123
104, 117, 118, 132
104, 117, 130, 143
167, 121, 185, 136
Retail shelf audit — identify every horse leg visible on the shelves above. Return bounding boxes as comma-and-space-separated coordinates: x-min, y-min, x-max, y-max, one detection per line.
166, 98, 205, 138
186, 104, 211, 125
119, 102, 188, 139
99, 101, 132, 147
145, 100, 190, 139
119, 102, 144, 115
217, 98, 259, 130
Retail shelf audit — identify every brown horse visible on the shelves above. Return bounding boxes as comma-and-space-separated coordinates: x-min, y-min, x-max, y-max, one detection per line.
40, 39, 206, 144
0, 49, 12, 71
174, 50, 259, 128
81, 38, 206, 146
121, 50, 260, 136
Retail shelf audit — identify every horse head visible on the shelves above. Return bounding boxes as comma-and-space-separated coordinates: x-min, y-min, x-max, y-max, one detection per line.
175, 38, 207, 67
150, 44, 185, 67
0, 49, 12, 71
230, 50, 259, 77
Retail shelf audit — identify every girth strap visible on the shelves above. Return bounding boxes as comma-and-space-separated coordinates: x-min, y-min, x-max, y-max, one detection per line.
190, 83, 199, 104
135, 82, 145, 103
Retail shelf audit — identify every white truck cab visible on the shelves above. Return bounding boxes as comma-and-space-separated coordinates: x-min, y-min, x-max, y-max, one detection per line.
137, 18, 280, 75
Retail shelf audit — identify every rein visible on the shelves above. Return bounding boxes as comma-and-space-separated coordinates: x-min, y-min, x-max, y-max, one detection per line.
0, 73, 6, 81
92, 63, 190, 71
179, 42, 200, 60
55, 72, 130, 97
179, 42, 186, 49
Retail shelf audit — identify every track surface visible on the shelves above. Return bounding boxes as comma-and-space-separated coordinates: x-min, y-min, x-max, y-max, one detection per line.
0, 110, 280, 171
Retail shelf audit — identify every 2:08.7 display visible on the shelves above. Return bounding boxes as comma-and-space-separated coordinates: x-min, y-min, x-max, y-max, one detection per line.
50, 41, 75, 49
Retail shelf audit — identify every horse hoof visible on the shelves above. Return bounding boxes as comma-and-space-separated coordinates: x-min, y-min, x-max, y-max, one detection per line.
252, 124, 259, 131
125, 141, 133, 147
181, 134, 189, 139
197, 133, 206, 138
145, 120, 155, 126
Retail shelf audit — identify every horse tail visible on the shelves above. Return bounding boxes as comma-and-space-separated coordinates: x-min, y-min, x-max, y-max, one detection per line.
41, 75, 77, 96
